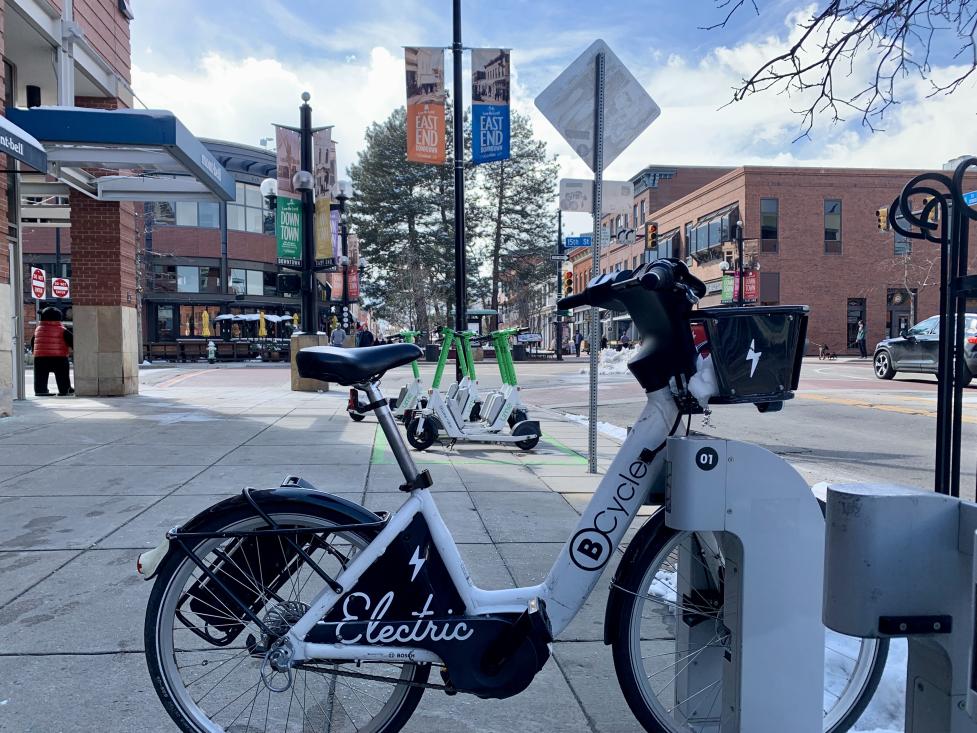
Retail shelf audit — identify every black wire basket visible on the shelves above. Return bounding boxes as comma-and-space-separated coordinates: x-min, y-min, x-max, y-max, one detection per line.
692, 305, 809, 407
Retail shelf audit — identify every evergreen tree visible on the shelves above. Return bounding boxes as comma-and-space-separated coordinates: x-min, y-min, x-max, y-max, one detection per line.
477, 112, 559, 328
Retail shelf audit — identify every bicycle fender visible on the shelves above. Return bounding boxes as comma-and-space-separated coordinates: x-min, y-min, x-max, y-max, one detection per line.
601, 508, 667, 645
136, 487, 382, 581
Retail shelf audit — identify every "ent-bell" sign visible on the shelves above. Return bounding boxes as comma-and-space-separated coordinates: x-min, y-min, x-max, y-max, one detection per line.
30, 267, 45, 299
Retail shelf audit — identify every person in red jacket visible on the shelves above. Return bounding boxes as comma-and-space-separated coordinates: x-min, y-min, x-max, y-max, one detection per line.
31, 307, 74, 396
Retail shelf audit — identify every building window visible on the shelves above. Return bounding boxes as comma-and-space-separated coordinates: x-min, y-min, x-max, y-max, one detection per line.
824, 199, 842, 254
894, 213, 912, 255
199, 202, 219, 228
632, 256, 638, 269
847, 298, 866, 349
633, 205, 638, 226
688, 205, 738, 260
247, 270, 263, 296
760, 198, 779, 253
175, 201, 198, 227
199, 266, 221, 293
229, 182, 274, 234
640, 201, 646, 225
176, 265, 198, 293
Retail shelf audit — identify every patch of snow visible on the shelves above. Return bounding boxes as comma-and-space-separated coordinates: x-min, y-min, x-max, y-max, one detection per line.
598, 347, 635, 375
562, 411, 628, 441
141, 360, 152, 366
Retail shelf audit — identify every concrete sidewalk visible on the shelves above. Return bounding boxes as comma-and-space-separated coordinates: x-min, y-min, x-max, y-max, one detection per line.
0, 378, 650, 732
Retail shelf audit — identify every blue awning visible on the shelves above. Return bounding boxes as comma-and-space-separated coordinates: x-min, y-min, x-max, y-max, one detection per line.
0, 114, 47, 171
5, 106, 234, 202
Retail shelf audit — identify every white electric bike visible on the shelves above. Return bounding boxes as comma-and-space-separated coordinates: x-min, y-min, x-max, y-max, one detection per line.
138, 260, 885, 733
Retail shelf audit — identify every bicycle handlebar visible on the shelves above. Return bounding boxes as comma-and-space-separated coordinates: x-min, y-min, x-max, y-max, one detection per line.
556, 259, 706, 312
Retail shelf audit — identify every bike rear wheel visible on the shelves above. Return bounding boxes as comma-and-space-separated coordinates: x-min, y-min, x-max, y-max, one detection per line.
610, 516, 887, 732
145, 506, 428, 733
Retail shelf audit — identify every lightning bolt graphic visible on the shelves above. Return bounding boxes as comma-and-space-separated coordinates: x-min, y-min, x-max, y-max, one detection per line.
745, 339, 762, 378
408, 546, 426, 582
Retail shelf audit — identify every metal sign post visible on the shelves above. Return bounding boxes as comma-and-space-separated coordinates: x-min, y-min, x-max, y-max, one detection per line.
587, 52, 605, 474
536, 40, 660, 473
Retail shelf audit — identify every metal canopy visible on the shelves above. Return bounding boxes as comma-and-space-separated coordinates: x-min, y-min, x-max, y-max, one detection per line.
5, 106, 235, 201
0, 113, 47, 170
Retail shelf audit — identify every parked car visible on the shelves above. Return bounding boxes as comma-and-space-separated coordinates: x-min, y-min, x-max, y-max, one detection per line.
873, 313, 977, 385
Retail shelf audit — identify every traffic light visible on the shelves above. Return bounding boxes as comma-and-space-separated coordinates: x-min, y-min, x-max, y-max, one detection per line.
563, 270, 573, 297
645, 221, 658, 252
921, 196, 939, 223
876, 207, 889, 231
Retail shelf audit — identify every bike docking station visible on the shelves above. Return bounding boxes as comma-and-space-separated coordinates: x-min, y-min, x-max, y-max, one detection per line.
658, 305, 829, 731
822, 158, 977, 733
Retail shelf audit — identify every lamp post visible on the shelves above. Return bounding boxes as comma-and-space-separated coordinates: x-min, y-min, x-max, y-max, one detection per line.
336, 180, 351, 334
735, 219, 745, 306
555, 209, 563, 361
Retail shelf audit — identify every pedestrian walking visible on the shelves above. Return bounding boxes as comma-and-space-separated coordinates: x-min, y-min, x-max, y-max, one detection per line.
621, 332, 632, 348
330, 324, 347, 348
32, 307, 73, 396
357, 323, 375, 347
856, 320, 867, 358
574, 330, 583, 357
600, 335, 608, 351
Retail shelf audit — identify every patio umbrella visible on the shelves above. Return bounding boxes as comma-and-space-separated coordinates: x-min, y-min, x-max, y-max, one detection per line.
258, 311, 267, 338
292, 313, 299, 329
201, 310, 211, 337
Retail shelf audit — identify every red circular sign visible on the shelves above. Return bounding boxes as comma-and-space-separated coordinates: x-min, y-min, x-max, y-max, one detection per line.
30, 268, 46, 299
51, 277, 70, 299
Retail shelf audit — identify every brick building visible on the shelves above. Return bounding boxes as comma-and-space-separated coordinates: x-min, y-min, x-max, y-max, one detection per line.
569, 164, 977, 355
22, 137, 368, 356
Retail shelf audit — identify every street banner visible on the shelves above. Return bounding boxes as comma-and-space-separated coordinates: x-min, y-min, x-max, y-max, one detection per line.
313, 128, 336, 198
51, 277, 70, 299
471, 49, 510, 165
276, 196, 303, 267
314, 196, 334, 266
30, 267, 45, 299
405, 47, 446, 164
275, 126, 301, 196
721, 271, 759, 304
347, 267, 360, 300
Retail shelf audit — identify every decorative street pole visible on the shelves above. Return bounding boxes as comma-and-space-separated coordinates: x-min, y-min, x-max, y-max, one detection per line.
337, 188, 350, 330
452, 0, 467, 381
736, 219, 745, 306
555, 209, 563, 361
299, 92, 317, 333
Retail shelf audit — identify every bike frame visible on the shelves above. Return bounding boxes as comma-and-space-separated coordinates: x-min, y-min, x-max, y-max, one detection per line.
286, 382, 678, 664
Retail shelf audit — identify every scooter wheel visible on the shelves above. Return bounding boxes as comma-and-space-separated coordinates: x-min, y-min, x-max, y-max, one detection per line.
407, 417, 437, 451
512, 421, 539, 451
348, 411, 366, 422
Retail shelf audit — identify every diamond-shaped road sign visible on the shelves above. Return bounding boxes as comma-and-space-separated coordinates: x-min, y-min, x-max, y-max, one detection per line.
535, 39, 660, 172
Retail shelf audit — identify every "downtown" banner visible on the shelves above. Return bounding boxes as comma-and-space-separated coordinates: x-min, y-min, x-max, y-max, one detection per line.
471, 49, 510, 164
404, 47, 446, 164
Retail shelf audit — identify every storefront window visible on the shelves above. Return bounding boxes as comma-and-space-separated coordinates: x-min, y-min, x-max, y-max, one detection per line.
847, 298, 866, 349
157, 305, 175, 340
177, 266, 198, 293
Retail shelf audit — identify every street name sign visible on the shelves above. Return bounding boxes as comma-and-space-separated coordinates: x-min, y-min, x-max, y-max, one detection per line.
564, 235, 593, 249
964, 191, 977, 206
559, 179, 635, 214
551, 254, 568, 261
535, 39, 660, 172
30, 267, 45, 299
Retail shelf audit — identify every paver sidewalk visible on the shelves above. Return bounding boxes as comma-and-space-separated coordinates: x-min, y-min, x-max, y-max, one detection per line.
0, 375, 650, 732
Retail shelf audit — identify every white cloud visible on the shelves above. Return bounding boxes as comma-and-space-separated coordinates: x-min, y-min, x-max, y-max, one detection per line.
131, 4, 977, 204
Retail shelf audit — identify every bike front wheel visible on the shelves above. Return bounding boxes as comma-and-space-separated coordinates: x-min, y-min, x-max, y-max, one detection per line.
610, 517, 888, 733
145, 505, 429, 733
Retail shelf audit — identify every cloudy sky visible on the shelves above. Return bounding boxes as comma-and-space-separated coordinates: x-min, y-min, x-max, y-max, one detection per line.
130, 0, 977, 190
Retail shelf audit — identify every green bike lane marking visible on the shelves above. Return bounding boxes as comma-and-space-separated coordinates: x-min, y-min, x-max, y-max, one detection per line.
370, 428, 587, 466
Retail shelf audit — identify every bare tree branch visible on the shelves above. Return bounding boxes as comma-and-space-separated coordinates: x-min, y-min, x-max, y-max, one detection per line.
711, 0, 977, 137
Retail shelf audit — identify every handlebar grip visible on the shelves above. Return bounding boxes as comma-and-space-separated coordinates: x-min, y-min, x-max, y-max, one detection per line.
557, 292, 590, 310
640, 262, 676, 291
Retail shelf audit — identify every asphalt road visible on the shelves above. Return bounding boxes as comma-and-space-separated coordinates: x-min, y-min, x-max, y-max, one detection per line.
138, 354, 977, 498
